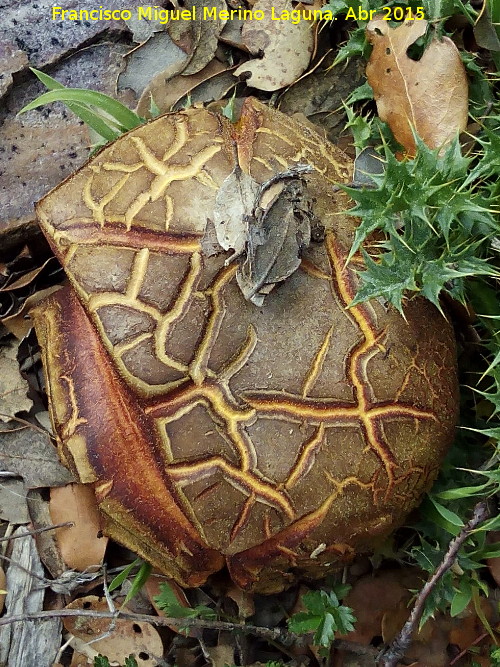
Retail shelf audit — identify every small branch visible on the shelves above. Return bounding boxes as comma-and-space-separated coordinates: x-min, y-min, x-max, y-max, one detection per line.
0, 608, 305, 646
0, 606, 385, 659
378, 500, 490, 667
449, 631, 489, 665
0, 522, 74, 543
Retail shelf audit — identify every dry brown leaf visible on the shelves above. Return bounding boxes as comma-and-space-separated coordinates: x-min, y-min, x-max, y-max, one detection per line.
49, 484, 107, 571
69, 653, 92, 667
366, 19, 468, 153
4, 284, 62, 339
144, 570, 187, 616
225, 583, 255, 619
486, 530, 500, 587
171, 68, 236, 112
0, 422, 74, 488
182, 0, 227, 75
339, 568, 423, 644
205, 635, 235, 667
0, 478, 30, 524
213, 165, 260, 257
234, 0, 314, 91
136, 58, 227, 117
220, 17, 250, 51
63, 595, 163, 666
144, 574, 203, 636
0, 340, 32, 420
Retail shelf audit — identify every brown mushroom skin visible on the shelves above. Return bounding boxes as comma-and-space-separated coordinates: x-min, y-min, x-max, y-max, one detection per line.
31, 98, 458, 593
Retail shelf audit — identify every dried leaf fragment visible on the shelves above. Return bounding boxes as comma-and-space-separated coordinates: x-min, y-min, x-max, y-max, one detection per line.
366, 19, 468, 153
212, 164, 260, 259
0, 422, 74, 488
234, 0, 314, 91
182, 0, 227, 75
117, 31, 190, 99
213, 163, 315, 304
237, 174, 314, 304
63, 596, 163, 666
0, 340, 32, 420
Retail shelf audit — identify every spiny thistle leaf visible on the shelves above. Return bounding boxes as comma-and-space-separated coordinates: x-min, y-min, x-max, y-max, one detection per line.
345, 135, 498, 313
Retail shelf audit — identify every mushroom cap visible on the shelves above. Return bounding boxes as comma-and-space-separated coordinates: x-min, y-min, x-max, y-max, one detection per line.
31, 98, 458, 593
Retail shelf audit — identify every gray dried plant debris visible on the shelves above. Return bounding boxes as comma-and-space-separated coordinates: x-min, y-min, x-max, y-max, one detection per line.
212, 164, 316, 304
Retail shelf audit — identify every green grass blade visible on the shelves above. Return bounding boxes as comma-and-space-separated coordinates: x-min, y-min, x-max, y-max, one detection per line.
121, 561, 152, 608
25, 69, 126, 142
19, 89, 142, 131
30, 68, 65, 90
108, 558, 142, 593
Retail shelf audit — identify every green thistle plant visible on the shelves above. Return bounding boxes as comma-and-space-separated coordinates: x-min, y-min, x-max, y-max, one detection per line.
344, 134, 498, 313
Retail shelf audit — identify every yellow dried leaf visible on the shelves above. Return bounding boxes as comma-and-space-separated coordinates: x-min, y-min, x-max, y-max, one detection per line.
366, 19, 468, 153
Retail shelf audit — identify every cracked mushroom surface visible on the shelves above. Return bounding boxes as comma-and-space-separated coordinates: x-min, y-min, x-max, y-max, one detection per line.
31, 98, 458, 593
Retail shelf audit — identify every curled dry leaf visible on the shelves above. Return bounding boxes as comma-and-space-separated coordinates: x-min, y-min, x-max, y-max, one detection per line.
213, 163, 315, 304
0, 422, 74, 488
63, 595, 163, 666
237, 174, 314, 304
49, 483, 108, 571
182, 0, 227, 75
3, 284, 62, 339
366, 19, 468, 153
213, 164, 260, 258
234, 0, 314, 91
0, 340, 32, 420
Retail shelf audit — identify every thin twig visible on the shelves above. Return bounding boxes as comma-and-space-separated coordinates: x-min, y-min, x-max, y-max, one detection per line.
85, 564, 119, 646
0, 606, 381, 658
0, 522, 74, 543
378, 500, 490, 667
0, 608, 305, 645
449, 631, 489, 665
